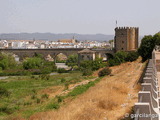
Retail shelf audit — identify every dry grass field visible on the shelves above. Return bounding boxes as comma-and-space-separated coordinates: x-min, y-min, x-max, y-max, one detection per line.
29, 58, 145, 120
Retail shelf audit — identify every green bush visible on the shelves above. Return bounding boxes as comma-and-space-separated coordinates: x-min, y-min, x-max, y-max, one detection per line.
36, 98, 41, 104
24, 101, 32, 106
66, 54, 78, 67
39, 74, 50, 80
61, 78, 66, 83
82, 68, 93, 76
114, 51, 127, 63
0, 52, 17, 70
80, 58, 105, 71
46, 103, 60, 109
41, 61, 57, 73
41, 94, 49, 99
57, 68, 68, 73
0, 105, 14, 114
98, 67, 112, 77
0, 87, 10, 97
41, 67, 53, 74
125, 51, 139, 62
23, 57, 43, 70
92, 58, 105, 71
80, 60, 92, 70
31, 95, 36, 99
56, 96, 63, 103
108, 51, 139, 66
32, 89, 37, 94
107, 58, 121, 66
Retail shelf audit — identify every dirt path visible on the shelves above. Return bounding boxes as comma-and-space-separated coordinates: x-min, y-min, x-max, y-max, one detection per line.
38, 77, 98, 99
59, 77, 98, 96
29, 58, 145, 120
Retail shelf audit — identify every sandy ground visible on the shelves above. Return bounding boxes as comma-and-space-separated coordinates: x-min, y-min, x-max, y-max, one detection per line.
28, 58, 145, 120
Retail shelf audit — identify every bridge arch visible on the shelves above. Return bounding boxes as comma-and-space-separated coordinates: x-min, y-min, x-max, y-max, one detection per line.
54, 52, 68, 63
105, 53, 114, 60
0, 48, 115, 62
100, 53, 114, 61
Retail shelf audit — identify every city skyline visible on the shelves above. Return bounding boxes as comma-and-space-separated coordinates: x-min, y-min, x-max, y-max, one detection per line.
1, 0, 160, 35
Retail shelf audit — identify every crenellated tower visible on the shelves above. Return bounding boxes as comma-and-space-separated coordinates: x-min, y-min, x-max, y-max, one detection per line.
114, 27, 139, 52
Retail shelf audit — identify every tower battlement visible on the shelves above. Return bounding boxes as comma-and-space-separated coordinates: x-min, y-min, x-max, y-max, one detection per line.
115, 27, 139, 30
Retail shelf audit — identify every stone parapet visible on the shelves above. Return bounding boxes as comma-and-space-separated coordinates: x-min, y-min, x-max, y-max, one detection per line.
134, 59, 160, 120
134, 49, 160, 120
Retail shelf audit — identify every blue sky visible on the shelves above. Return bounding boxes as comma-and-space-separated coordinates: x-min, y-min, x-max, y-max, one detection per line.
0, 0, 160, 35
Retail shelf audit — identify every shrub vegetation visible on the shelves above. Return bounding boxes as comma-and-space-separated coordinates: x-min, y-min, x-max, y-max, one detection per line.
108, 51, 139, 66
98, 67, 112, 77
79, 58, 106, 76
0, 52, 57, 76
57, 68, 68, 73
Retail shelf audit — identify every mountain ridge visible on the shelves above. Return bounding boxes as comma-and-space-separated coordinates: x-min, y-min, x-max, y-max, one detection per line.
0, 33, 114, 41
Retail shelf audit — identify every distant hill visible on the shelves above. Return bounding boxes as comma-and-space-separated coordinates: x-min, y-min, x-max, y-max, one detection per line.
0, 33, 114, 42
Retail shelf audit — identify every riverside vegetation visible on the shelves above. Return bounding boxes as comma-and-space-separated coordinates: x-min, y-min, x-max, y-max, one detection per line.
0, 52, 111, 119
1, 31, 158, 120
0, 50, 138, 119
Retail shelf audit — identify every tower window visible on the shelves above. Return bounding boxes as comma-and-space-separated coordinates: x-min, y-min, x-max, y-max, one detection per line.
122, 48, 123, 50
122, 41, 124, 43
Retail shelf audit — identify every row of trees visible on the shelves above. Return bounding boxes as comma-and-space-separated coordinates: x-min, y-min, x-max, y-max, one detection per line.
0, 53, 17, 70
0, 52, 109, 76
108, 51, 139, 66
0, 53, 57, 75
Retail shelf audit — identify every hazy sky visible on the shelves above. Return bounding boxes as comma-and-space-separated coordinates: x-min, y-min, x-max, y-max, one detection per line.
0, 0, 160, 35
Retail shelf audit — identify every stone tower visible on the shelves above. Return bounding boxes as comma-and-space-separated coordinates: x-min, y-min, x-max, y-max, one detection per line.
114, 27, 139, 52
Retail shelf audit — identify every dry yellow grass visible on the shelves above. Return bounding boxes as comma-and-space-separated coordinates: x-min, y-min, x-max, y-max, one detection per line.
29, 58, 145, 120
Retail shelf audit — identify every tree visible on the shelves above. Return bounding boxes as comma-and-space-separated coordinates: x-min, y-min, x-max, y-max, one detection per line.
92, 58, 105, 70
0, 52, 17, 70
66, 54, 78, 67
153, 33, 160, 45
79, 60, 92, 70
79, 58, 105, 71
107, 51, 139, 66
138, 35, 155, 61
41, 61, 57, 74
23, 57, 43, 70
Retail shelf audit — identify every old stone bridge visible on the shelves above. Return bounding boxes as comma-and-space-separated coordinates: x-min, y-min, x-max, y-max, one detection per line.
0, 48, 115, 60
